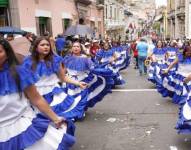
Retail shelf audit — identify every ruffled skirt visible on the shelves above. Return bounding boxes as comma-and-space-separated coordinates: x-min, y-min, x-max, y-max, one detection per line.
176, 98, 191, 134
0, 108, 76, 150
159, 73, 189, 104
66, 70, 112, 113
148, 62, 168, 85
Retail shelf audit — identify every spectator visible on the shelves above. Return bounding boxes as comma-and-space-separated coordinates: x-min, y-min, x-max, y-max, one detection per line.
84, 42, 91, 56
6, 34, 14, 41
136, 38, 148, 76
130, 40, 138, 69
90, 39, 100, 57
55, 34, 66, 56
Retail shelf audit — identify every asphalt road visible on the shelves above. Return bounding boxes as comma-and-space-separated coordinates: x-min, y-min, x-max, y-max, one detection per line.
72, 64, 191, 150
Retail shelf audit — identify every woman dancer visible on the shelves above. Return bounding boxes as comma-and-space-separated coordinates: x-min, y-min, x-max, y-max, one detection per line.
22, 37, 87, 120
162, 46, 191, 104
96, 42, 125, 85
63, 41, 112, 111
148, 40, 167, 85
0, 39, 75, 150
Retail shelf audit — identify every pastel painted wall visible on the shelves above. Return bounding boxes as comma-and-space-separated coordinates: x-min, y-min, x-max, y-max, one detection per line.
17, 0, 104, 37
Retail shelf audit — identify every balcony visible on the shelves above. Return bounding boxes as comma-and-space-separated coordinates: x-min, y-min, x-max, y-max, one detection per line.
96, 0, 104, 9
74, 0, 92, 5
116, 0, 126, 4
176, 3, 185, 17
105, 19, 125, 30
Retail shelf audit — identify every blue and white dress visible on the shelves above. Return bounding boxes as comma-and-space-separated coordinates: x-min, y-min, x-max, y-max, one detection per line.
176, 85, 191, 134
166, 46, 178, 71
22, 55, 83, 120
112, 46, 128, 71
161, 55, 191, 104
148, 47, 167, 85
96, 49, 125, 85
0, 63, 75, 150
156, 47, 178, 98
63, 54, 112, 110
119, 44, 130, 70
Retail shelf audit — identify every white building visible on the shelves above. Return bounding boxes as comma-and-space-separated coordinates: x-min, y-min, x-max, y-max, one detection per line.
185, 0, 191, 38
124, 0, 156, 39
104, 0, 126, 40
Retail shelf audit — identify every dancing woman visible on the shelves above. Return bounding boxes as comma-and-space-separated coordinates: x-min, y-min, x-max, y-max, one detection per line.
0, 39, 75, 150
22, 37, 87, 120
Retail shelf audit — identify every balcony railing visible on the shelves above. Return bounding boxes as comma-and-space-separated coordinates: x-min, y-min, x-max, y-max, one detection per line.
176, 3, 185, 17
74, 0, 92, 5
105, 19, 125, 30
96, 0, 104, 5
96, 0, 104, 9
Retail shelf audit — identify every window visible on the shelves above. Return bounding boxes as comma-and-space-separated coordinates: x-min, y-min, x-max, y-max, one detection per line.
114, 7, 116, 20
37, 17, 52, 36
105, 5, 107, 19
98, 21, 101, 33
90, 21, 95, 29
0, 8, 8, 26
63, 19, 71, 32
0, 0, 9, 27
110, 6, 112, 19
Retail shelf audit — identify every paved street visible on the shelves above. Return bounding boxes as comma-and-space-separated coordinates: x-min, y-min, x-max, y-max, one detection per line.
72, 64, 191, 150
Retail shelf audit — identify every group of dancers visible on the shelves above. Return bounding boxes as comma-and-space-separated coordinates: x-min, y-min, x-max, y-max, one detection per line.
0, 37, 130, 150
148, 39, 191, 134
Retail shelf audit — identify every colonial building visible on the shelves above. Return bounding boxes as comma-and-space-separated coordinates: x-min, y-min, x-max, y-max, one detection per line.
125, 0, 156, 39
104, 0, 126, 40
1, 0, 104, 38
185, 0, 191, 38
167, 0, 185, 39
154, 6, 168, 39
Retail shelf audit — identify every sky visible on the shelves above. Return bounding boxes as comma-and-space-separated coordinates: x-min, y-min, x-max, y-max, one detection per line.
155, 0, 167, 7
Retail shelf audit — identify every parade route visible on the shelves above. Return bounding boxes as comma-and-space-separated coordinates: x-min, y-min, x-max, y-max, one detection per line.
72, 65, 191, 150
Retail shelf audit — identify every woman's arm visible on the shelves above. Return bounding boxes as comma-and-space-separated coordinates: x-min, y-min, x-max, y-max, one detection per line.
184, 74, 191, 83
164, 57, 179, 73
149, 54, 155, 62
58, 64, 87, 89
24, 85, 65, 128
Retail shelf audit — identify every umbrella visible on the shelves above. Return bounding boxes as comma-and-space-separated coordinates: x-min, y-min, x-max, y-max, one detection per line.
64, 24, 94, 37
9, 37, 31, 63
0, 26, 26, 35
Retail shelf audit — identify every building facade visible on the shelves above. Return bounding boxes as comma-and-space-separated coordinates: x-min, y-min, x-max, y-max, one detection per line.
104, 0, 126, 40
167, 0, 185, 39
125, 0, 156, 39
154, 6, 168, 39
2, 0, 104, 38
185, 0, 191, 38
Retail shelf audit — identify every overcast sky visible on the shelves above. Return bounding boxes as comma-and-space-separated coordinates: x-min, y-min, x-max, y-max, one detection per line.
155, 0, 167, 7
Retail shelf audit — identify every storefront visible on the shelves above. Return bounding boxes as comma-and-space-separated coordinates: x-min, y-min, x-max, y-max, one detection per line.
0, 0, 9, 26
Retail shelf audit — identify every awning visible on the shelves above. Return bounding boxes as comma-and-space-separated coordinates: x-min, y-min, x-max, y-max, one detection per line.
154, 14, 163, 21
0, 0, 8, 7
124, 10, 133, 16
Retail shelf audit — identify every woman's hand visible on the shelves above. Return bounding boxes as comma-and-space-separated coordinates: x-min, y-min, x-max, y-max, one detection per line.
78, 81, 88, 89
162, 69, 169, 74
109, 57, 115, 64
53, 117, 67, 129
184, 75, 191, 83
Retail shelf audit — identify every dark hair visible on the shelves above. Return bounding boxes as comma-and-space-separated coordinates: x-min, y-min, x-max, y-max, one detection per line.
31, 37, 53, 70
0, 39, 21, 91
79, 18, 84, 25
183, 46, 191, 59
7, 34, 14, 38
156, 40, 163, 48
